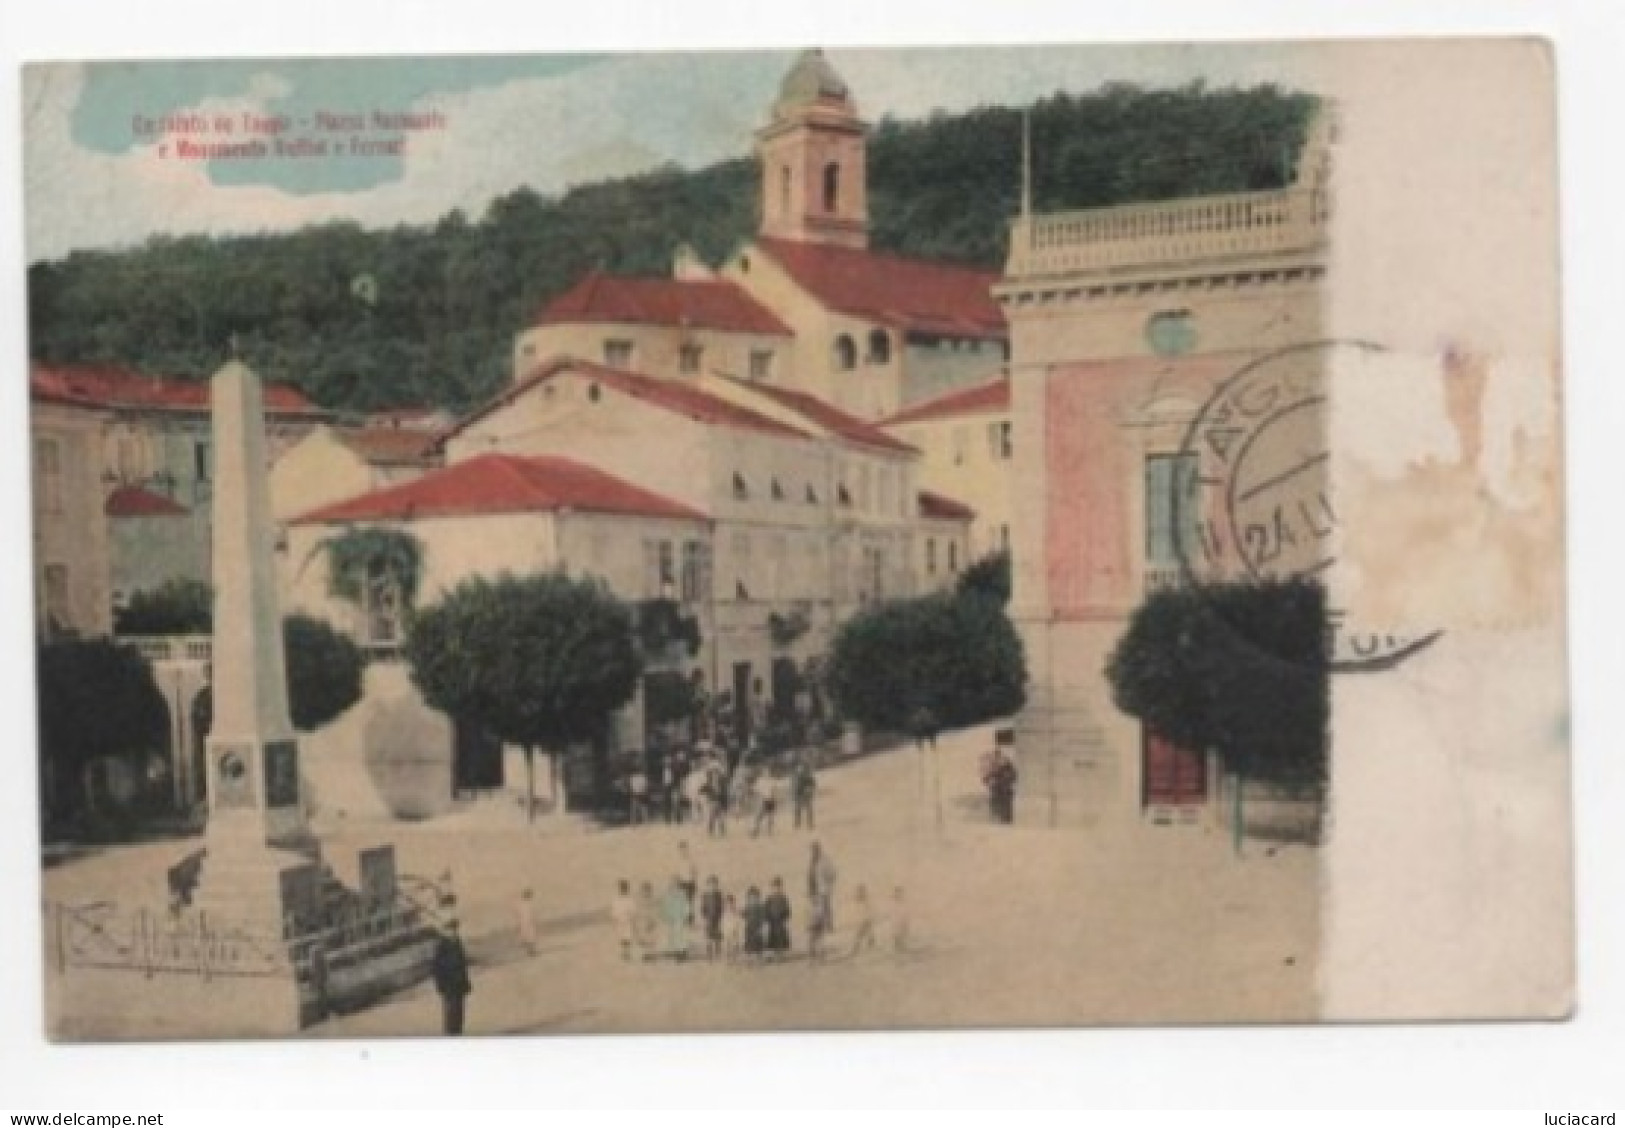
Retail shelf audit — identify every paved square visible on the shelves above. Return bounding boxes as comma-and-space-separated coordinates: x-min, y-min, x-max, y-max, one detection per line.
42, 723, 1318, 1038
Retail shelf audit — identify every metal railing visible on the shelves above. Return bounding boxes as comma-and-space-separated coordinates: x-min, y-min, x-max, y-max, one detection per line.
47, 899, 289, 980
47, 870, 453, 983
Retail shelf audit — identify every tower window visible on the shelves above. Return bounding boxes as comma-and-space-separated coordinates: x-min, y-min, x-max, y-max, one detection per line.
823, 162, 840, 213
780, 165, 792, 218
833, 334, 857, 371
868, 329, 891, 365
988, 421, 1013, 461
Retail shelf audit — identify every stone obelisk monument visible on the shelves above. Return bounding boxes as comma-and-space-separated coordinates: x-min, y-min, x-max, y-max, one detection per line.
192, 360, 316, 930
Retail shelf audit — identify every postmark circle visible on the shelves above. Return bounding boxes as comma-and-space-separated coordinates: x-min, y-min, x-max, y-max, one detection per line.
1174, 338, 1442, 673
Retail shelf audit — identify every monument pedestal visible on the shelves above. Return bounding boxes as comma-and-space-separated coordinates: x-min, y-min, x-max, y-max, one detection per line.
194, 728, 320, 935
173, 362, 437, 1034
191, 839, 319, 934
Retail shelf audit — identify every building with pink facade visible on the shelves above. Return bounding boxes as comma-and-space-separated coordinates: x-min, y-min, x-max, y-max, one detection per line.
996, 113, 1335, 828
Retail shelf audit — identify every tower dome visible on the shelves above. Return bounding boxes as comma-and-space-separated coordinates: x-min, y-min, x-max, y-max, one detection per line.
774, 48, 853, 118
756, 48, 869, 248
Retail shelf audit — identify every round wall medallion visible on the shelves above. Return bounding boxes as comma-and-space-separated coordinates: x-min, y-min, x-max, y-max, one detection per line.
1146, 310, 1198, 357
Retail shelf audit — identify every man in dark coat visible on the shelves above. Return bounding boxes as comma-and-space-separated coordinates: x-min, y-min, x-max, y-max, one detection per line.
983, 746, 1018, 824
431, 919, 472, 1035
791, 755, 818, 830
763, 877, 792, 960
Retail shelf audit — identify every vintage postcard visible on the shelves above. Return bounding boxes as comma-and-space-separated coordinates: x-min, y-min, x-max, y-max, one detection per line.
23, 38, 1570, 1040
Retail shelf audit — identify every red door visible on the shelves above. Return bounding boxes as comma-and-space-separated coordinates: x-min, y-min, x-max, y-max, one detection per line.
1142, 726, 1208, 807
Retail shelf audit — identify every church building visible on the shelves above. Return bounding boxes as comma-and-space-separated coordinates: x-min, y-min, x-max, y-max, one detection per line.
718, 49, 1008, 423
516, 49, 1008, 426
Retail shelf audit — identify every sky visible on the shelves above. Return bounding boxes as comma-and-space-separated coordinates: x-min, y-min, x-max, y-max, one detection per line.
21, 42, 1326, 263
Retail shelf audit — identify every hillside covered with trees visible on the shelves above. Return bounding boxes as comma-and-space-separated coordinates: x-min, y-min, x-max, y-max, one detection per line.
27, 82, 1315, 415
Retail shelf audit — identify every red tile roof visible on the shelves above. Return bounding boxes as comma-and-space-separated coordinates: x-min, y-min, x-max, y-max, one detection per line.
536, 272, 793, 337
439, 357, 815, 447
881, 375, 1010, 426
364, 406, 453, 430
105, 485, 190, 518
753, 237, 1006, 340
30, 364, 323, 416
292, 453, 705, 525
711, 376, 916, 455
334, 426, 443, 466
918, 490, 975, 521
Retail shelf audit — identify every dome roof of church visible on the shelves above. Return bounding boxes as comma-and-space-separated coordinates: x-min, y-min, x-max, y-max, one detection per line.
774, 48, 852, 115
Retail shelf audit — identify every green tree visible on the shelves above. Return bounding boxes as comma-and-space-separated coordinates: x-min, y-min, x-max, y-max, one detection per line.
193, 613, 367, 738
36, 638, 169, 828
403, 570, 642, 821
828, 591, 1027, 732
1105, 578, 1329, 792
115, 577, 213, 635
282, 614, 367, 731
956, 550, 1012, 607
643, 669, 700, 731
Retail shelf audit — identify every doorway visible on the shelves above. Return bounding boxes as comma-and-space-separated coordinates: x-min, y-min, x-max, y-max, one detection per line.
1141, 725, 1208, 808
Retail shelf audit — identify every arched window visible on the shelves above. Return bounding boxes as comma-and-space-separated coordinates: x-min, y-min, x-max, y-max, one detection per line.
868, 329, 891, 365
833, 334, 857, 371
823, 162, 840, 212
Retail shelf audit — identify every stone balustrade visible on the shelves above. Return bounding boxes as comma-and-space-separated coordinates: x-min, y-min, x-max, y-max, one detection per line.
1006, 187, 1329, 279
122, 634, 213, 663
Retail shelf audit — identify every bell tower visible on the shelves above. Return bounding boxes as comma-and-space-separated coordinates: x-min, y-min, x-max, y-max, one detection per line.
756, 48, 869, 249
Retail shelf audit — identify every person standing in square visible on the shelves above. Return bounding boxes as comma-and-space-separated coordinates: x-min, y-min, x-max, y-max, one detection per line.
743, 886, 766, 962
431, 919, 472, 1036
610, 879, 637, 962
764, 877, 792, 960
723, 892, 744, 961
848, 884, 878, 956
807, 841, 838, 932
792, 754, 818, 831
699, 875, 725, 961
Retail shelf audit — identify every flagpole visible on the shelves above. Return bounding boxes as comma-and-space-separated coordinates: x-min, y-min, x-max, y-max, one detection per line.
1020, 107, 1033, 217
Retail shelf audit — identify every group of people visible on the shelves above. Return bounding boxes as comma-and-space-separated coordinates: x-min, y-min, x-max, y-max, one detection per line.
627, 743, 819, 839
608, 840, 907, 965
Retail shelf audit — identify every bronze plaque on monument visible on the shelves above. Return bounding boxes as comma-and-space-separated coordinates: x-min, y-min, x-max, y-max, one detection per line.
278, 862, 323, 936
263, 740, 300, 808
211, 744, 256, 809
359, 845, 398, 909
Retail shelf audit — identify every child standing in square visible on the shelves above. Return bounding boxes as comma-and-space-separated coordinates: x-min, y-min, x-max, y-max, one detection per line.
610, 880, 636, 962
722, 892, 743, 961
